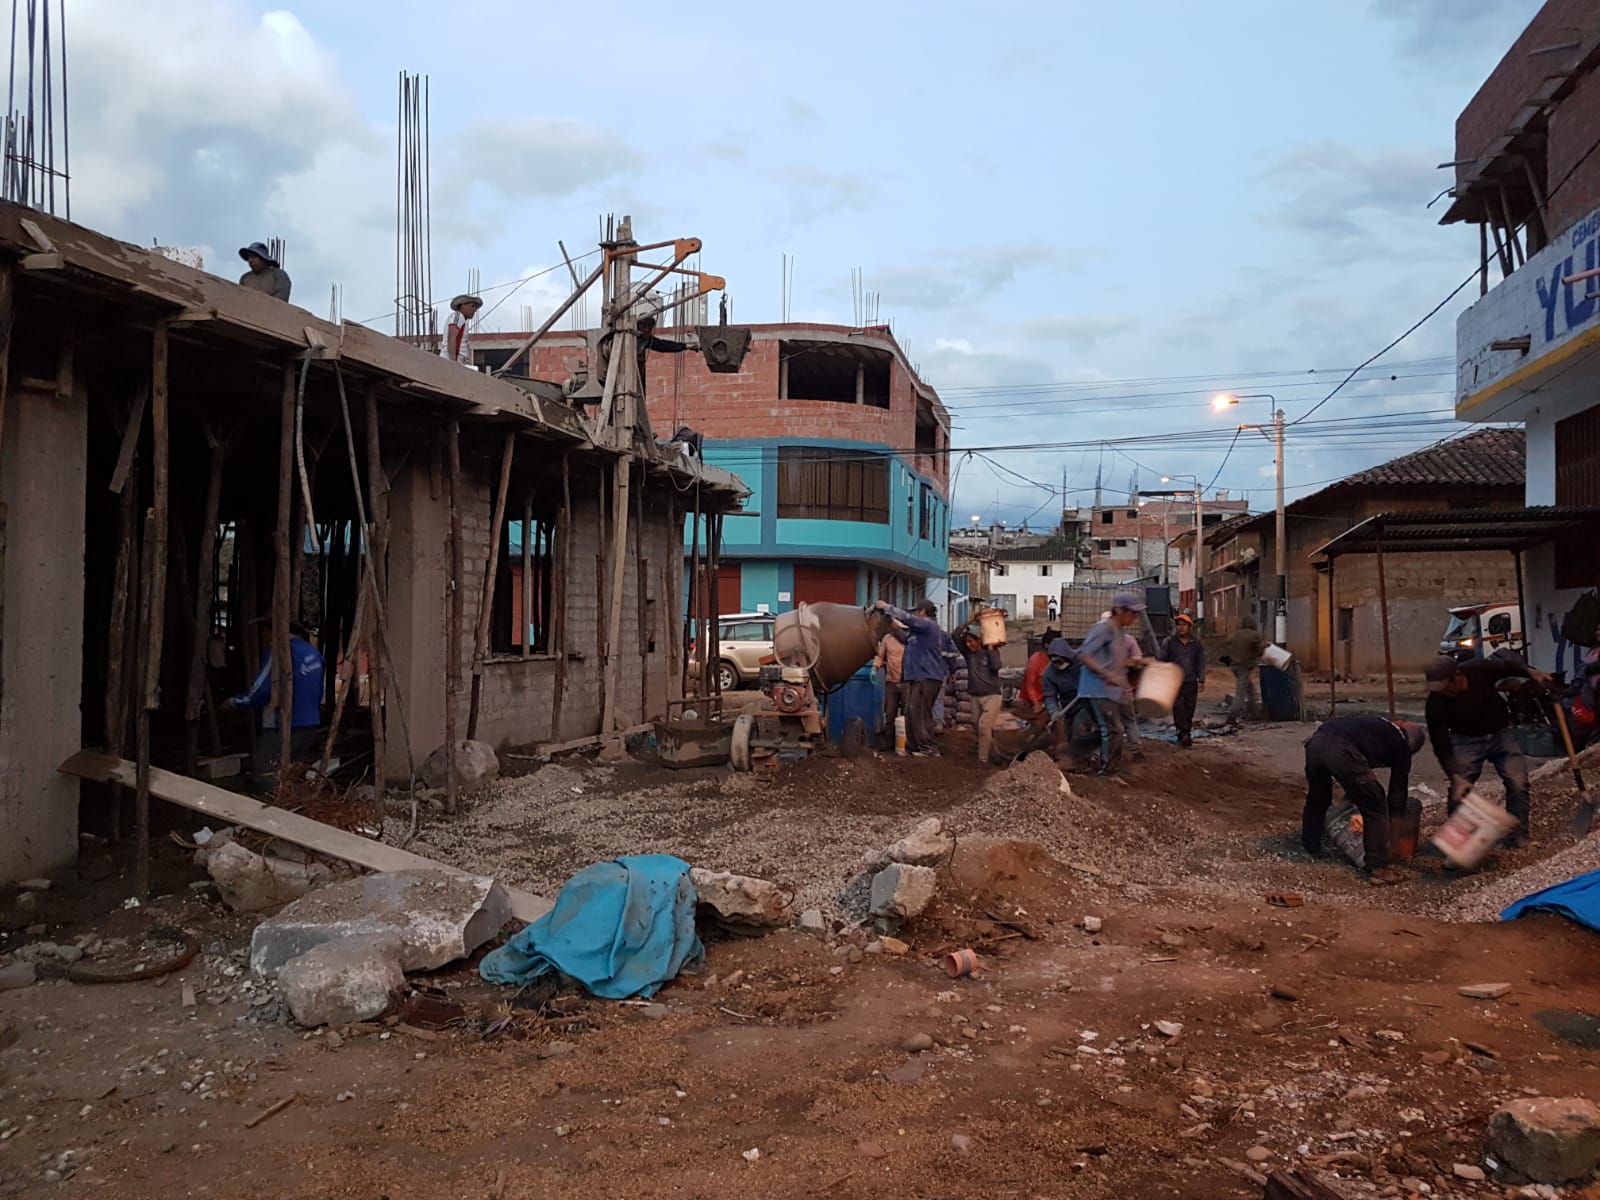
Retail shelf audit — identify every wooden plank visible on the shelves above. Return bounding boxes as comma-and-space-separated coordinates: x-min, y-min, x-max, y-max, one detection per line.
274, 365, 296, 784
532, 723, 654, 757
468, 430, 516, 739
59, 751, 552, 923
445, 419, 463, 814
107, 381, 147, 495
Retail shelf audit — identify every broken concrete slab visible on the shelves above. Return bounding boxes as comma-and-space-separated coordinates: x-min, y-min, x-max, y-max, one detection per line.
279, 935, 405, 1028
690, 868, 789, 929
419, 739, 499, 792
865, 817, 956, 871
205, 840, 339, 913
1487, 1097, 1600, 1184
250, 870, 511, 978
1458, 982, 1512, 1000
869, 864, 937, 921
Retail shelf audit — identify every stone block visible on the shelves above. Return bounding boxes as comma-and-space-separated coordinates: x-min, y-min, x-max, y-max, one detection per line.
868, 864, 937, 921
1487, 1097, 1600, 1184
250, 869, 511, 977
279, 935, 405, 1028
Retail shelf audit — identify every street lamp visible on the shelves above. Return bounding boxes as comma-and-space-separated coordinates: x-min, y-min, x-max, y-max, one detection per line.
1213, 392, 1287, 645
1158, 475, 1204, 619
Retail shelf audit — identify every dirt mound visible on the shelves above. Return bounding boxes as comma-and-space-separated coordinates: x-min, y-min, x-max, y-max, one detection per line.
944, 836, 1071, 922
1446, 836, 1600, 923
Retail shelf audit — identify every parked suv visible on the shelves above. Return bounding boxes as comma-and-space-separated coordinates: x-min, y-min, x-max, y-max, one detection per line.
690, 612, 776, 691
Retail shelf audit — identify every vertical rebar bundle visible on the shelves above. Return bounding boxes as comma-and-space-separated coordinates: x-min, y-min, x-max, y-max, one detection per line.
4, 0, 70, 215
394, 71, 433, 342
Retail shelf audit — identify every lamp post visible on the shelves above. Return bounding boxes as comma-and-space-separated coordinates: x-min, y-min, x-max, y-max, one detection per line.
1213, 392, 1286, 644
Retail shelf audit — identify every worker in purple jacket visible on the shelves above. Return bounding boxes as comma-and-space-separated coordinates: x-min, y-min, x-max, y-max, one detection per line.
875, 599, 949, 757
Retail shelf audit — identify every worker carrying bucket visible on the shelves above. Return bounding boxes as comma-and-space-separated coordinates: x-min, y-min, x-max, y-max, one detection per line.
1299, 715, 1427, 887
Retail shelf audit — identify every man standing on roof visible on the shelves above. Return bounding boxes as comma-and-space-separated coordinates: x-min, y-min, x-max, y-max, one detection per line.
442, 294, 482, 367
1301, 715, 1427, 886
1074, 591, 1145, 775
1424, 653, 1551, 849
874, 599, 949, 756
1158, 609, 1206, 747
238, 242, 291, 301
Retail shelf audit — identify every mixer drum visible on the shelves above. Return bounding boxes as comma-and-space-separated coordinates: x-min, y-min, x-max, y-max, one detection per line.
772, 602, 892, 689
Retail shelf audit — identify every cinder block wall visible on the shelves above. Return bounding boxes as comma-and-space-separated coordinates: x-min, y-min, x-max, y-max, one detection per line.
387, 444, 683, 767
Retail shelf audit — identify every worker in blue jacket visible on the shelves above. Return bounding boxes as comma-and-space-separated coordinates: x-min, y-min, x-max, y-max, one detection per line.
226, 622, 325, 776
875, 599, 950, 756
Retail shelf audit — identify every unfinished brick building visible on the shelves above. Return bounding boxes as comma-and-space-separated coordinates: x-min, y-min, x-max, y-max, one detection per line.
0, 204, 744, 883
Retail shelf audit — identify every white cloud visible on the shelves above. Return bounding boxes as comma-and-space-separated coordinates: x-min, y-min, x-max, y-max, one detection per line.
871, 244, 1096, 312
452, 117, 640, 200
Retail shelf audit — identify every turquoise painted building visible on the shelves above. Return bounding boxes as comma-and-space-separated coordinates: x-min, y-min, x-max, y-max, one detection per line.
698, 437, 950, 614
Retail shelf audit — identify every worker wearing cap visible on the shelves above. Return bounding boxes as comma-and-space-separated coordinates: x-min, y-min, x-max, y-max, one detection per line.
1301, 716, 1426, 886
442, 294, 482, 367
1157, 610, 1206, 748
874, 599, 949, 756
238, 241, 291, 301
1074, 590, 1145, 775
1424, 653, 1550, 849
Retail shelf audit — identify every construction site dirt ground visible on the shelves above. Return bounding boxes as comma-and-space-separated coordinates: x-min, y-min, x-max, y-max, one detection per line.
4, 714, 1600, 1199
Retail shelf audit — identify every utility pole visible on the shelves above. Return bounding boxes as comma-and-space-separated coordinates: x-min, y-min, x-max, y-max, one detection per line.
1273, 406, 1287, 646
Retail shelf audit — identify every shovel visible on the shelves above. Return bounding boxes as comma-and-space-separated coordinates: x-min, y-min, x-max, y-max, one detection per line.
1551, 704, 1595, 835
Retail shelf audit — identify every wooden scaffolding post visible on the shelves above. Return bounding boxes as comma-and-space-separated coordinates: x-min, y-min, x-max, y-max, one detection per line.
135, 322, 171, 898
273, 364, 297, 791
104, 452, 140, 842
364, 388, 389, 808
445, 418, 463, 814
520, 491, 532, 663
0, 264, 13, 472
550, 451, 572, 741
599, 456, 633, 736
468, 430, 516, 740
184, 420, 237, 764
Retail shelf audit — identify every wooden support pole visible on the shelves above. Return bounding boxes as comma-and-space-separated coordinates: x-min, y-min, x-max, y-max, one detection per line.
520, 491, 532, 662
136, 323, 171, 898
600, 456, 634, 736
1326, 556, 1336, 714
184, 423, 234, 738
468, 430, 516, 740
0, 264, 13, 469
1375, 526, 1396, 721
273, 365, 296, 789
550, 451, 571, 741
445, 419, 463, 814
636, 473, 648, 720
104, 453, 139, 842
364, 388, 388, 807
134, 530, 154, 898
595, 469, 607, 723
320, 574, 370, 776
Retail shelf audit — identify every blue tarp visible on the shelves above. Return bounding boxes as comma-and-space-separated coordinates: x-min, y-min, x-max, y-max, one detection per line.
480, 854, 704, 999
1500, 867, 1600, 933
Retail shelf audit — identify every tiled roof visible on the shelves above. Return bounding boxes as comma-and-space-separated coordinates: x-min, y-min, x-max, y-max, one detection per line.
993, 545, 1078, 562
1332, 428, 1524, 490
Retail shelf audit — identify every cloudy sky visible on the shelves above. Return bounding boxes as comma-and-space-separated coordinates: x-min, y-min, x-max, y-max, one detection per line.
57, 0, 1540, 524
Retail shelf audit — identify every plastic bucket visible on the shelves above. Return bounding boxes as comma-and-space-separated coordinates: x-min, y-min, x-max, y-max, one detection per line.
1431, 791, 1517, 869
1261, 643, 1293, 670
1135, 661, 1184, 719
979, 608, 1007, 648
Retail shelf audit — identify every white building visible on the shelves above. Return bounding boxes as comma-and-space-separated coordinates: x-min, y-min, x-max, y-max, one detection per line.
988, 547, 1077, 620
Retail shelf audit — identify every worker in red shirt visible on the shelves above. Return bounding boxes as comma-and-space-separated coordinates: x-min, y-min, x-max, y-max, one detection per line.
442, 293, 482, 366
1017, 628, 1059, 750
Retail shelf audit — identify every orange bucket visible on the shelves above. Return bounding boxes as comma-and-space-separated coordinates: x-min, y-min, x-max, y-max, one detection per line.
944, 948, 979, 978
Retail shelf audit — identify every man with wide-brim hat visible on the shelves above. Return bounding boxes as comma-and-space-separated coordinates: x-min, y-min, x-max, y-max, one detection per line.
238, 241, 291, 301
442, 293, 482, 366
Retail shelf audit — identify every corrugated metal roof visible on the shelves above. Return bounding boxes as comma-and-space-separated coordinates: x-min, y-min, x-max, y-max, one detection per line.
1315, 506, 1600, 559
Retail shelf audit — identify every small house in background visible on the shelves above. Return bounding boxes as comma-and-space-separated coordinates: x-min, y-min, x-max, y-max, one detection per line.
946, 549, 995, 628
1190, 429, 1525, 673
988, 545, 1078, 620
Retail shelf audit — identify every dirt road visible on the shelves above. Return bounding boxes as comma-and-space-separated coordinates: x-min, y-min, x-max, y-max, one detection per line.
2, 721, 1598, 1198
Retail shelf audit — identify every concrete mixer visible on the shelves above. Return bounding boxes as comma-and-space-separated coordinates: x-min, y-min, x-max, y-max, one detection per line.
729, 603, 894, 770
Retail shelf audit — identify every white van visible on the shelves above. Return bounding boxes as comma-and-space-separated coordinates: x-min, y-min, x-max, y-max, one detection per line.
1439, 602, 1525, 662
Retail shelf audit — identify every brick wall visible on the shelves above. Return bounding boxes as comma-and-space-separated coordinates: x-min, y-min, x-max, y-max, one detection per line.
1549, 65, 1600, 238
386, 437, 686, 766
519, 328, 949, 491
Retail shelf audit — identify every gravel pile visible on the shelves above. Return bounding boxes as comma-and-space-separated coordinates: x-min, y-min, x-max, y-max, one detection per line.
1445, 836, 1600, 923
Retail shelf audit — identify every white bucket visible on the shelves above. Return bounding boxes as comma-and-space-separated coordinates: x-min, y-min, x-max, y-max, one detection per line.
1261, 643, 1293, 670
1135, 661, 1184, 719
1430, 791, 1517, 869
979, 607, 1007, 648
